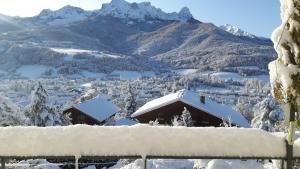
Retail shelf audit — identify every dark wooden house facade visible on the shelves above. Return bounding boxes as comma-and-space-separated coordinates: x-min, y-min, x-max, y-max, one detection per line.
64, 107, 105, 125
131, 89, 250, 127
63, 96, 120, 125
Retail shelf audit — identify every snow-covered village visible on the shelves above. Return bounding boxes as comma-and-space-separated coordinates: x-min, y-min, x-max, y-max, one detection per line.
0, 0, 299, 168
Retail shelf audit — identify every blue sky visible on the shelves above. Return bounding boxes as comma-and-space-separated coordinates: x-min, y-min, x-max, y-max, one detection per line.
0, 0, 281, 37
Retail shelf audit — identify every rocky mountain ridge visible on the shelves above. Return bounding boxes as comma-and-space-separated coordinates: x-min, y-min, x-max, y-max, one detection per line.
0, 0, 275, 76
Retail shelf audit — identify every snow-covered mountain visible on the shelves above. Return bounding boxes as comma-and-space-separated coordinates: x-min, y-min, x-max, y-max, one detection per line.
220, 24, 256, 38
0, 0, 275, 75
31, 0, 194, 25
98, 0, 193, 22
33, 5, 92, 25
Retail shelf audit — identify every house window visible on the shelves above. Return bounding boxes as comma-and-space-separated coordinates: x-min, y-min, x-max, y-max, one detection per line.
77, 115, 86, 124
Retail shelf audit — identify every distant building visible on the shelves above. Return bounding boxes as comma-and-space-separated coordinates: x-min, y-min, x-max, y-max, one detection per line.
63, 96, 120, 125
131, 89, 250, 127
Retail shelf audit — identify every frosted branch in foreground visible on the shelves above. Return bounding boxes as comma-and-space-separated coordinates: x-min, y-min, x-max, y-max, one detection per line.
269, 0, 300, 102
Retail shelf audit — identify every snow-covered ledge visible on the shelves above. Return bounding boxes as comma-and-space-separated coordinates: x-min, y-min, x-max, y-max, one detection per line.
0, 125, 292, 158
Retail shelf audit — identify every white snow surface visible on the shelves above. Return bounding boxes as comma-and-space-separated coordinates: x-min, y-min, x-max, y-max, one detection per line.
16, 65, 52, 79
98, 0, 193, 22
50, 48, 122, 59
110, 159, 271, 169
111, 71, 141, 80
73, 96, 120, 122
15, 159, 60, 169
83, 166, 97, 169
220, 24, 256, 38
174, 69, 198, 75
0, 125, 288, 157
210, 72, 244, 81
132, 89, 250, 127
110, 71, 155, 80
82, 71, 106, 80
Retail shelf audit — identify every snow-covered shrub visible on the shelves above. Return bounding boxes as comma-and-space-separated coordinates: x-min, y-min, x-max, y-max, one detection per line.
220, 117, 233, 128
109, 159, 194, 169
172, 115, 184, 126
0, 95, 25, 126
251, 96, 284, 132
109, 159, 271, 169
234, 100, 253, 122
15, 159, 60, 169
206, 159, 265, 169
149, 119, 159, 126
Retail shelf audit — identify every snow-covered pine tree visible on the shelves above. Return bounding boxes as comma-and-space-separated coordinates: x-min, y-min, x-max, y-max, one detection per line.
25, 82, 70, 126
181, 107, 193, 127
124, 83, 137, 116
172, 107, 193, 127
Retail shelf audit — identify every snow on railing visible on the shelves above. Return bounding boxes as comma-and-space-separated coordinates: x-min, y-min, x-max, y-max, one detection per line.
0, 124, 299, 169
0, 124, 288, 157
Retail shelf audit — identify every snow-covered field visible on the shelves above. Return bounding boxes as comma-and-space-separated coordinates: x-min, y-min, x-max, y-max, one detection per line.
16, 65, 54, 79
174, 69, 199, 75
50, 48, 122, 59
174, 69, 270, 83
210, 72, 244, 81
207, 72, 270, 83
81, 71, 106, 80
0, 69, 7, 76
110, 71, 156, 80
13, 64, 155, 80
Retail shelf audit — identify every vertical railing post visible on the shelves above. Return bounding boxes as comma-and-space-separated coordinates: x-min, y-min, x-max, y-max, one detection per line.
75, 156, 79, 169
285, 140, 293, 169
142, 156, 147, 169
1, 158, 5, 169
284, 101, 296, 169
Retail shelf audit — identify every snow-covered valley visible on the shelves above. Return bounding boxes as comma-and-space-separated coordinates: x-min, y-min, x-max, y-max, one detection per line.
0, 0, 289, 168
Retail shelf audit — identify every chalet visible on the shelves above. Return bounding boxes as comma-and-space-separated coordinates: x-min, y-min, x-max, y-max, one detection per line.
63, 96, 120, 125
131, 89, 250, 127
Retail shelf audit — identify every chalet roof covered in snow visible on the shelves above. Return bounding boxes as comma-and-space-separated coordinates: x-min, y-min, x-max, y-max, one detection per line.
73, 96, 120, 122
131, 89, 250, 128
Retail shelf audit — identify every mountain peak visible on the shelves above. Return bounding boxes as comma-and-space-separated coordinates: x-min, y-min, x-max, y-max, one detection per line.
220, 24, 256, 38
98, 0, 193, 22
110, 0, 128, 5
178, 7, 192, 19
36, 5, 90, 25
